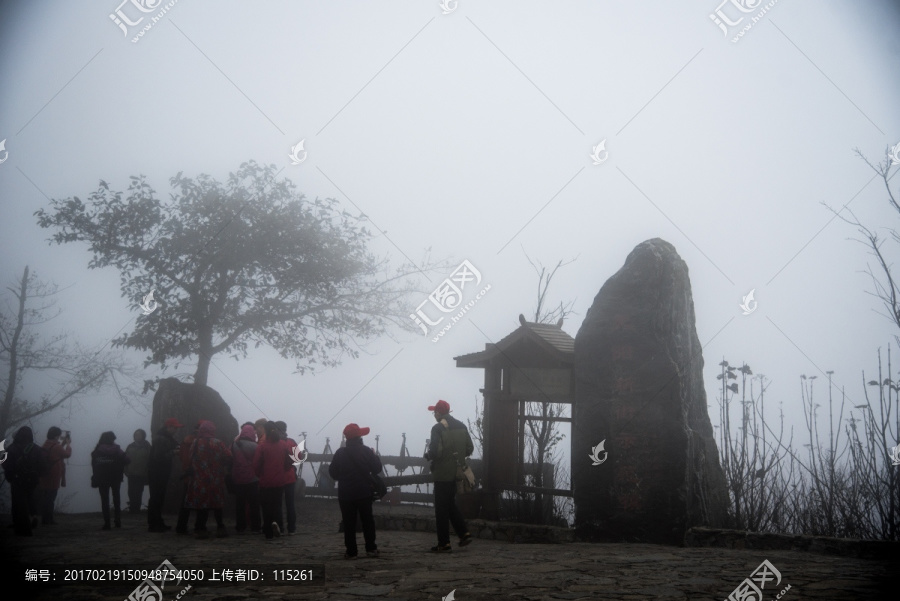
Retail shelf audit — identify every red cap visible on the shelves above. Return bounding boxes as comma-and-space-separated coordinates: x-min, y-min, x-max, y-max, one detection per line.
428, 400, 451, 414
164, 418, 184, 428
343, 423, 370, 439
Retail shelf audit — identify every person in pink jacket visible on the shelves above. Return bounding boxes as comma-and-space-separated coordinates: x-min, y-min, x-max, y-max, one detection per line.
252, 421, 292, 539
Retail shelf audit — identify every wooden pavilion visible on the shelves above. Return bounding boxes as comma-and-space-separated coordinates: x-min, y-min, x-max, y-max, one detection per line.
454, 315, 575, 520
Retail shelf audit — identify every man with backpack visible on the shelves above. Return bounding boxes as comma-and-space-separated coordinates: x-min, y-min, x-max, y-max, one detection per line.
2, 426, 49, 536
424, 400, 474, 552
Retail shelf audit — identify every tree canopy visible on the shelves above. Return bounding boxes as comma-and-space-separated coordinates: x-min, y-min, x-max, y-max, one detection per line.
35, 161, 425, 387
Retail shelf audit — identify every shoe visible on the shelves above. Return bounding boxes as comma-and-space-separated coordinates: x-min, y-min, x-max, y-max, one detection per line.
272, 522, 281, 537
195, 530, 209, 540
101, 524, 111, 531
430, 544, 452, 552
287, 530, 295, 536
458, 533, 473, 547
216, 525, 228, 538
175, 528, 189, 535
114, 520, 121, 528
344, 552, 357, 560
366, 549, 380, 558
148, 526, 166, 533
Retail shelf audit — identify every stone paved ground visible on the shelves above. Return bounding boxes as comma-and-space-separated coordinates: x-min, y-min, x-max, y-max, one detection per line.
2, 499, 896, 600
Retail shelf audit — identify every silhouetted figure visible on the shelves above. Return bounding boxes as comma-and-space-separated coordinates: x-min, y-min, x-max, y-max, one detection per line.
3, 427, 46, 536
147, 417, 183, 532
91, 431, 129, 530
39, 426, 71, 525
329, 423, 383, 558
125, 429, 151, 514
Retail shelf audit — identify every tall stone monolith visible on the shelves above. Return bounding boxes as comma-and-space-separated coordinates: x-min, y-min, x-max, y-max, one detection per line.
572, 238, 728, 544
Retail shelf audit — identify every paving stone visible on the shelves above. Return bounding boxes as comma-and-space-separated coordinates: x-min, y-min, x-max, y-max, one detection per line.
2, 498, 897, 600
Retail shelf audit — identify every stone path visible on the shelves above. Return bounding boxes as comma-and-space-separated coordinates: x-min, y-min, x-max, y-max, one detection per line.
3, 499, 896, 600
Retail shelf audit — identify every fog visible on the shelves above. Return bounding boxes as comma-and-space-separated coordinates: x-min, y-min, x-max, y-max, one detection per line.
1, 1, 898, 514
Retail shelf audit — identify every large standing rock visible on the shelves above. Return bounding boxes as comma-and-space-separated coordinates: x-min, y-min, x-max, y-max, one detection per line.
572, 238, 728, 544
150, 378, 239, 513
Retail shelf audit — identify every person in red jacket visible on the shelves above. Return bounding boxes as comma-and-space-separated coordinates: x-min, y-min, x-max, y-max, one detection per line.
276, 421, 298, 535
39, 427, 71, 525
252, 421, 292, 540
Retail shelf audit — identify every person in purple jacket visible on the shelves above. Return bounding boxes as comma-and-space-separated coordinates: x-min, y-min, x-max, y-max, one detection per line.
91, 431, 129, 530
328, 423, 383, 559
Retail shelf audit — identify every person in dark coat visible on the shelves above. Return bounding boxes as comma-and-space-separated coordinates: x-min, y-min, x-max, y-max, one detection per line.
124, 428, 151, 514
91, 431, 129, 530
147, 418, 183, 532
425, 400, 474, 552
2, 426, 46, 536
176, 421, 202, 534
328, 423, 383, 559
39, 426, 71, 525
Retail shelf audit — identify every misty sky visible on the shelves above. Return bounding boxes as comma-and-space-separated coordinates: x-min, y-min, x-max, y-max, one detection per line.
1, 1, 899, 512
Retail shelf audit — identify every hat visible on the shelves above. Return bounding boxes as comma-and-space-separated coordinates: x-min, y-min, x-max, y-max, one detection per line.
428, 400, 451, 415
343, 423, 370, 439
164, 418, 184, 428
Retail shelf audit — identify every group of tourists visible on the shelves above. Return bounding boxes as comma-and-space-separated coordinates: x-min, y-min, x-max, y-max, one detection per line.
1, 426, 72, 536
145, 417, 302, 539
1, 399, 476, 556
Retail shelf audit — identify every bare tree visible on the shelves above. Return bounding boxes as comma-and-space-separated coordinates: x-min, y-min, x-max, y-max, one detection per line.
0, 266, 136, 439
522, 252, 576, 523
826, 146, 900, 343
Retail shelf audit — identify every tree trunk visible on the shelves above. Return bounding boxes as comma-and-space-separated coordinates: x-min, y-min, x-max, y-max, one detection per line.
0, 267, 28, 438
194, 352, 210, 387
